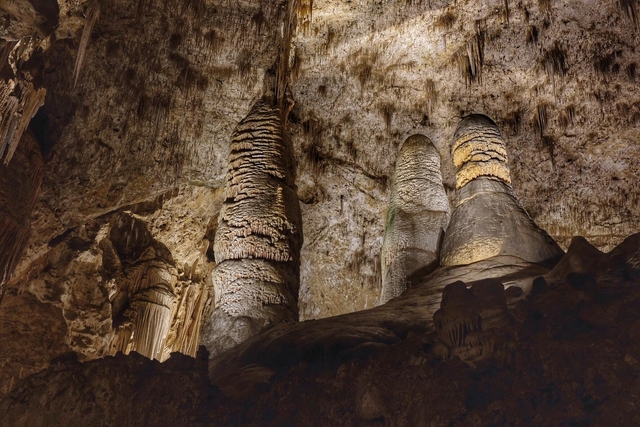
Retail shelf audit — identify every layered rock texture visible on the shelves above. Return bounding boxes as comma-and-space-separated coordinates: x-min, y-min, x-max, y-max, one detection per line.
441, 114, 564, 267
203, 94, 303, 357
380, 134, 450, 303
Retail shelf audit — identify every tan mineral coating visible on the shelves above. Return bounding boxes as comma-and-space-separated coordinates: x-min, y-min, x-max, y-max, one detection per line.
380, 134, 450, 304
205, 96, 302, 357
452, 115, 511, 188
441, 116, 564, 267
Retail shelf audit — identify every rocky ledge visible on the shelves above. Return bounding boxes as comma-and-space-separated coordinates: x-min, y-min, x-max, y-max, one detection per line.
1, 233, 639, 427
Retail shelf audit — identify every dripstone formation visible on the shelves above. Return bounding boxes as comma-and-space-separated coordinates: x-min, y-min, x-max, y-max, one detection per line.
204, 92, 302, 358
108, 212, 179, 361
380, 134, 450, 304
440, 114, 563, 268
432, 279, 514, 363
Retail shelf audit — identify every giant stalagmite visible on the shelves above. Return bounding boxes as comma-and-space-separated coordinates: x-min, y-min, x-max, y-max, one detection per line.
440, 114, 563, 267
204, 91, 302, 358
379, 134, 450, 304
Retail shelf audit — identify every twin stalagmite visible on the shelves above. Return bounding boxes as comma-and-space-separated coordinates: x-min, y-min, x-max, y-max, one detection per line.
380, 114, 563, 304
441, 114, 563, 267
380, 135, 450, 304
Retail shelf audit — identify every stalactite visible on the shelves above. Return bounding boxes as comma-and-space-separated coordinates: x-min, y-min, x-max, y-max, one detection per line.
111, 260, 177, 361
73, 2, 100, 88
540, 41, 568, 91
0, 78, 46, 165
162, 282, 208, 359
455, 21, 485, 86
618, 0, 638, 28
379, 135, 450, 304
204, 86, 302, 359
108, 213, 178, 361
441, 114, 563, 267
129, 285, 174, 360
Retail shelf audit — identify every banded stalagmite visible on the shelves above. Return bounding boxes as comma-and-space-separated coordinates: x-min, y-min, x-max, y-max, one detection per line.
441, 114, 563, 267
379, 135, 450, 304
0, 131, 43, 300
204, 90, 302, 358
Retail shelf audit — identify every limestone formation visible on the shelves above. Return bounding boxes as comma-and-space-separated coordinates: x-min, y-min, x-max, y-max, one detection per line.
109, 212, 178, 361
451, 114, 510, 189
379, 134, 450, 304
0, 40, 46, 165
432, 280, 513, 363
204, 93, 302, 358
440, 114, 563, 268
0, 130, 43, 299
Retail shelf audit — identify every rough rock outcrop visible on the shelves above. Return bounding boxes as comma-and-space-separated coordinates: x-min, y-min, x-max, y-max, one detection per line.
0, 130, 43, 299
441, 115, 563, 267
380, 134, 450, 304
203, 92, 302, 358
3, 233, 640, 427
432, 280, 514, 363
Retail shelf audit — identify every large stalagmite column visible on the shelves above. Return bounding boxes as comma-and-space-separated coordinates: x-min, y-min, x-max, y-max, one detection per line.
204, 91, 302, 358
379, 135, 450, 304
441, 114, 563, 267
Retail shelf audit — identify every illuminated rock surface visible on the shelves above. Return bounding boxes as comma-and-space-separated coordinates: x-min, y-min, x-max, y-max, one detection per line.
441, 115, 564, 267
203, 94, 302, 358
1, 0, 640, 423
380, 134, 449, 304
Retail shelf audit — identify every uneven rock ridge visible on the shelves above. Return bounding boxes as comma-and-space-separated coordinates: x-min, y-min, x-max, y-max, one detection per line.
2, 233, 639, 427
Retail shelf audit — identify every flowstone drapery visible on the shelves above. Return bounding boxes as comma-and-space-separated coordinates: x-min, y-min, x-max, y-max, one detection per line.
0, 131, 43, 300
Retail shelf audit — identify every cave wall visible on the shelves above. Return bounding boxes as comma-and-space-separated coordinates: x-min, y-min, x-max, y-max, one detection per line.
1, 0, 640, 396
